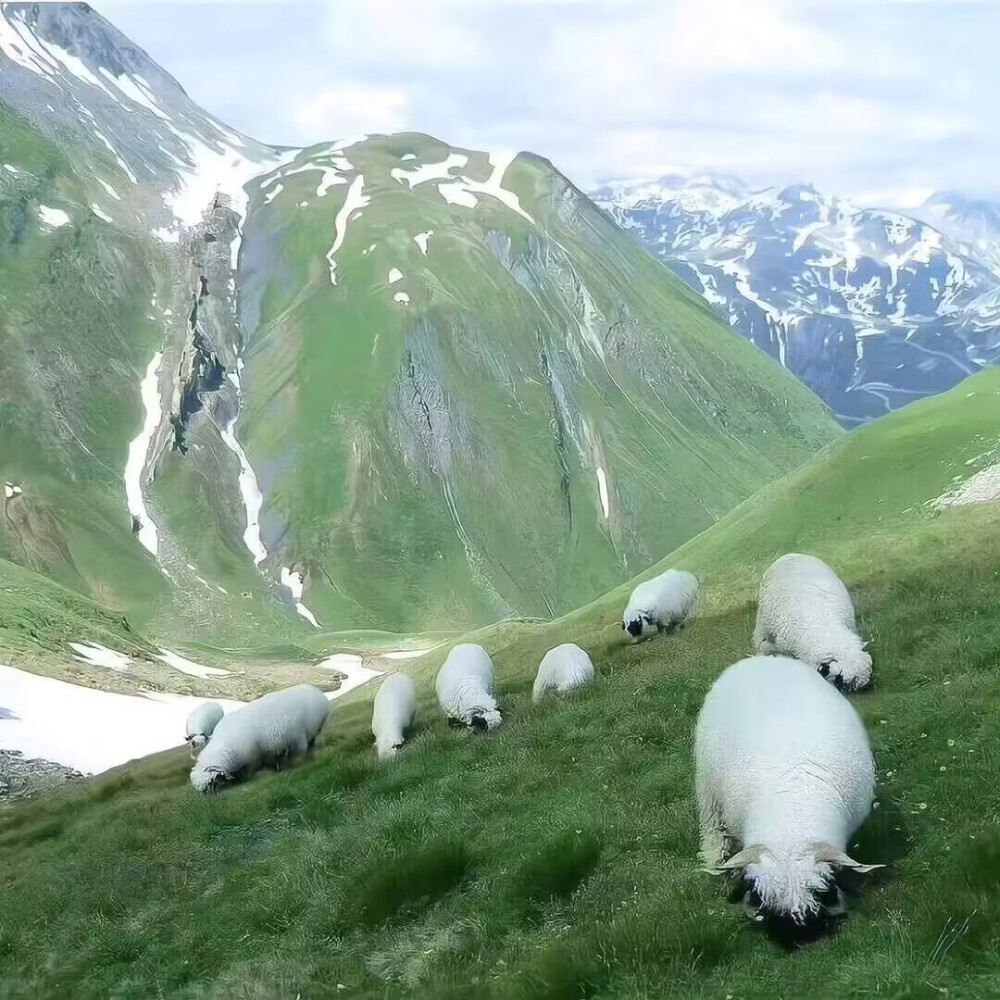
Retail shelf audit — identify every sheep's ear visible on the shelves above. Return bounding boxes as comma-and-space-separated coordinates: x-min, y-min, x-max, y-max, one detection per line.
704, 845, 766, 874
810, 844, 885, 874
861, 639, 872, 653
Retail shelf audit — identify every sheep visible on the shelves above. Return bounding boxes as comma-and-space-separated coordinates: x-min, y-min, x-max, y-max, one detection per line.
371, 672, 417, 759
190, 684, 329, 793
621, 569, 698, 639
532, 643, 595, 702
695, 654, 882, 933
435, 643, 501, 731
752, 552, 872, 692
184, 700, 224, 755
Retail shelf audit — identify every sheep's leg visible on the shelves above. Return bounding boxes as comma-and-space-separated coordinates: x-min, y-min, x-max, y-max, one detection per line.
752, 620, 777, 655
696, 783, 727, 868
289, 733, 309, 762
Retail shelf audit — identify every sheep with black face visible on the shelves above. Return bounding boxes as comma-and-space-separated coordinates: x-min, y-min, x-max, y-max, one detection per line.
435, 643, 501, 732
190, 684, 329, 793
621, 569, 698, 640
695, 655, 882, 933
184, 700, 224, 756
752, 552, 872, 691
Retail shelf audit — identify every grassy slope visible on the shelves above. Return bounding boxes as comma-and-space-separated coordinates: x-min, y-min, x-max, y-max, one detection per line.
0, 104, 172, 619
1, 370, 996, 998
232, 133, 838, 633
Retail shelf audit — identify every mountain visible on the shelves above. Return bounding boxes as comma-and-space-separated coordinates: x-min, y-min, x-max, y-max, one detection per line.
0, 2, 837, 655
914, 191, 1000, 275
592, 174, 1000, 425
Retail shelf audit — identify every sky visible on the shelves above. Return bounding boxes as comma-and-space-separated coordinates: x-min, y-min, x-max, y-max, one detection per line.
97, 0, 998, 208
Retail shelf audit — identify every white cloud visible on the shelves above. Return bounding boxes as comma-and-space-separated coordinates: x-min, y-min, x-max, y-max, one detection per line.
97, 0, 1000, 205
853, 186, 937, 210
319, 0, 484, 70
297, 84, 411, 137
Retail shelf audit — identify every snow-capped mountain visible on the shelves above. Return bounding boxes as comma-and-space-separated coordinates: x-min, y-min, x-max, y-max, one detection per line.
0, 3, 837, 649
592, 174, 1000, 424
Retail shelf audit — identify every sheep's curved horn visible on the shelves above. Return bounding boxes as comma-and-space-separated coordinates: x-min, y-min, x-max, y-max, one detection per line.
704, 845, 766, 874
810, 844, 885, 873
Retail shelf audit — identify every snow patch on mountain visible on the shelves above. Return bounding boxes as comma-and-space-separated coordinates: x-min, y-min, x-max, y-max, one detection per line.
220, 411, 267, 566
96, 177, 120, 200
37, 204, 69, 228
124, 351, 164, 557
391, 149, 534, 223
156, 648, 232, 678
280, 568, 321, 629
326, 174, 370, 285
0, 663, 243, 774
69, 641, 131, 671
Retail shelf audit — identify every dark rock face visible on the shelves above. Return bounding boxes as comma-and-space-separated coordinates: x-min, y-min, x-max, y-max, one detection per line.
0, 749, 86, 802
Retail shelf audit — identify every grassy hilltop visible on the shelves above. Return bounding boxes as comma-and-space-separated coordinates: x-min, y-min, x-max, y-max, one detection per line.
0, 371, 997, 999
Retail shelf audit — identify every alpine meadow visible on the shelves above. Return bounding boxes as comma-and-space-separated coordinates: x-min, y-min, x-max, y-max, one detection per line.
0, 4, 996, 999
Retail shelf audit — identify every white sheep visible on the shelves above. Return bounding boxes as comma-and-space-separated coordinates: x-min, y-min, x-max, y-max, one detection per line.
752, 552, 872, 691
695, 654, 882, 928
190, 684, 329, 793
621, 569, 698, 639
532, 643, 595, 702
184, 700, 224, 755
435, 643, 501, 731
371, 672, 418, 759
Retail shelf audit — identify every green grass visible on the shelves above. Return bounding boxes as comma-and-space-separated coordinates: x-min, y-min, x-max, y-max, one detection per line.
1, 370, 997, 998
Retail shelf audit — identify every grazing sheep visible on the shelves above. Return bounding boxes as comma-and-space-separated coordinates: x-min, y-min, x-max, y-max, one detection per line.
752, 552, 872, 691
695, 655, 882, 931
371, 672, 418, 759
532, 643, 595, 702
184, 700, 224, 755
435, 643, 501, 731
190, 684, 329, 793
621, 569, 699, 639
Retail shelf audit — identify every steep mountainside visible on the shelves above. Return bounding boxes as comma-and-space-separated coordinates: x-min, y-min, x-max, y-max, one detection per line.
0, 2, 838, 651
593, 174, 1000, 425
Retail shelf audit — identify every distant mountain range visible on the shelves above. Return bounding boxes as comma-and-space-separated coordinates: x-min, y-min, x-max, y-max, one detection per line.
591, 175, 1000, 424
